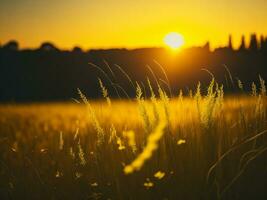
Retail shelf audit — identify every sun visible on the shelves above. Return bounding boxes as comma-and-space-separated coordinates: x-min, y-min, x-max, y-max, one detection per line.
164, 32, 184, 50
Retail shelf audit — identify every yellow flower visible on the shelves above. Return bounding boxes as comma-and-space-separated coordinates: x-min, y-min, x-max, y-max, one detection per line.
90, 182, 98, 187
117, 137, 125, 150
177, 139, 186, 145
154, 171, 165, 179
144, 179, 154, 189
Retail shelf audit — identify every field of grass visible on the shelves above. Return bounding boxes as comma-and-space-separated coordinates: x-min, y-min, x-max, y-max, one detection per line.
0, 78, 267, 200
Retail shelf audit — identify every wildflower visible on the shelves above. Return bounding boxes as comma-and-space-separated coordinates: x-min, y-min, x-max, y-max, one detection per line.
154, 171, 165, 179
144, 178, 154, 189
177, 139, 186, 145
40, 148, 48, 153
117, 137, 125, 150
90, 182, 98, 187
55, 170, 63, 178
75, 172, 82, 179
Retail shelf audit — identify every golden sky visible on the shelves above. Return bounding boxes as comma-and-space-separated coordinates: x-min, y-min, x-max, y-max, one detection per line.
0, 0, 267, 50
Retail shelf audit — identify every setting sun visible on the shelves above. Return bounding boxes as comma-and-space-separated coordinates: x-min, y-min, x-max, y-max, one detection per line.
164, 32, 185, 49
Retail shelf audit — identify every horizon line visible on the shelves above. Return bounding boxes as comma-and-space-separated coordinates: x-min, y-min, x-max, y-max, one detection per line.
1, 33, 267, 52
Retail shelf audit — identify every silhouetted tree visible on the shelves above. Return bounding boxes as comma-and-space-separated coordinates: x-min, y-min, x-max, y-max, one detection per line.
2, 40, 19, 51
260, 35, 267, 52
203, 41, 210, 52
228, 34, 233, 50
260, 35, 264, 49
248, 33, 258, 51
72, 46, 83, 53
39, 42, 59, 52
239, 35, 246, 51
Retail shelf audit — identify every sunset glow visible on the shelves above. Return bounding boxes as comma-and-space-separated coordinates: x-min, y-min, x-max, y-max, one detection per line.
0, 0, 267, 49
164, 33, 184, 49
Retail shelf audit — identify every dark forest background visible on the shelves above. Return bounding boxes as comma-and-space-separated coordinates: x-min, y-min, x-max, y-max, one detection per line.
0, 34, 267, 102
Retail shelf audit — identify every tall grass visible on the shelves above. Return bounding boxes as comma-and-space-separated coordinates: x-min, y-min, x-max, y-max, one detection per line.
0, 66, 266, 199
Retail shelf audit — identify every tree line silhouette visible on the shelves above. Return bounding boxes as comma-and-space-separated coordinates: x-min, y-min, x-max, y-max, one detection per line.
0, 33, 266, 102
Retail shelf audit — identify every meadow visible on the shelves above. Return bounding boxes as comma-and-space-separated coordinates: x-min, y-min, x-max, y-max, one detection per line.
0, 77, 267, 200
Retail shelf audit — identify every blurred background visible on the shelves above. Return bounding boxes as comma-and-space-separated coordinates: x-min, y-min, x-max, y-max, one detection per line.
0, 0, 267, 101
